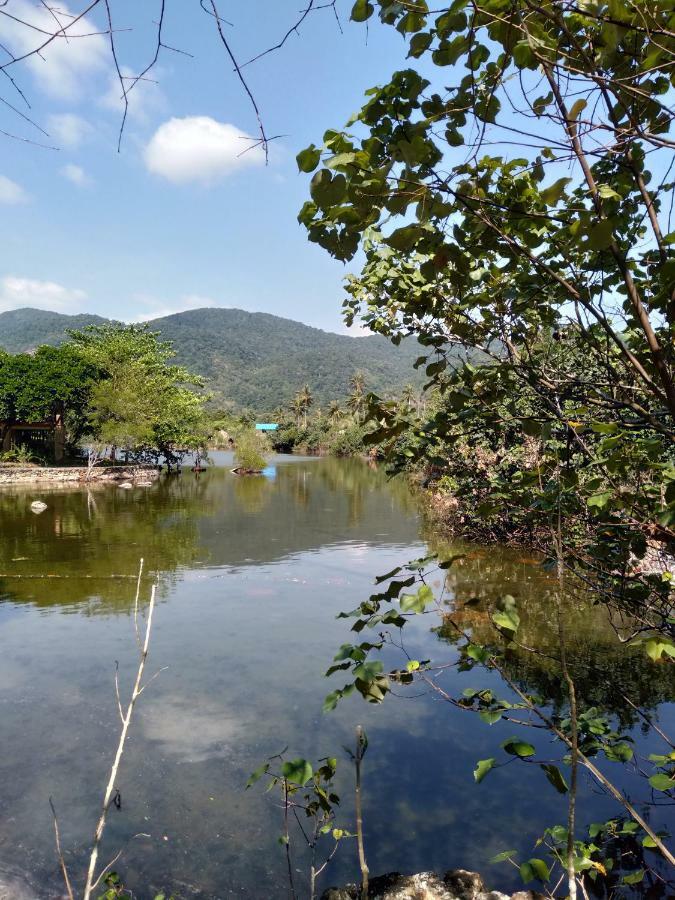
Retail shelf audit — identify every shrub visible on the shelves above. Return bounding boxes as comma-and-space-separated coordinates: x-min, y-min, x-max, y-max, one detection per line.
234, 429, 270, 471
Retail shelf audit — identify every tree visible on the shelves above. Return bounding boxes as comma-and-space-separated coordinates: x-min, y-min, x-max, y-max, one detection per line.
328, 400, 343, 426
298, 0, 675, 633
348, 371, 367, 422
69, 323, 209, 464
298, 383, 314, 428
298, 0, 675, 887
0, 344, 98, 457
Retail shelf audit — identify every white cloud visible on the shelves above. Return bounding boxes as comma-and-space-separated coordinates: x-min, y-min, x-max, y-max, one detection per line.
47, 113, 92, 148
0, 175, 28, 205
144, 116, 265, 185
100, 65, 167, 124
61, 164, 92, 187
342, 322, 372, 337
0, 275, 86, 313
2, 1, 107, 100
130, 293, 219, 322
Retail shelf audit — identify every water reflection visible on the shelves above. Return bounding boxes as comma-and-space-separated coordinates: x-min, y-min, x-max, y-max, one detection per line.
427, 533, 675, 724
0, 457, 671, 899
0, 457, 418, 610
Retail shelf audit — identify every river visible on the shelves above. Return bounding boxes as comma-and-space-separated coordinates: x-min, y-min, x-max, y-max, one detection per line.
0, 454, 673, 898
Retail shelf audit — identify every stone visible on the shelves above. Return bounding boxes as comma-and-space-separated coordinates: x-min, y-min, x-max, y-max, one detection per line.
118, 482, 134, 489
322, 870, 525, 900
29, 500, 47, 513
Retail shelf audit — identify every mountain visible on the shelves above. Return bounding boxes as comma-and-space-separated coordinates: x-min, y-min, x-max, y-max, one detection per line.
0, 307, 426, 412
0, 308, 107, 352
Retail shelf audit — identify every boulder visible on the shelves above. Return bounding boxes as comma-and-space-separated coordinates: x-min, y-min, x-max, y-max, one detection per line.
322, 870, 534, 900
29, 500, 48, 513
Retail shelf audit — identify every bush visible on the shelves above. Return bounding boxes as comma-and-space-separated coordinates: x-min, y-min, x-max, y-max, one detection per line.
234, 429, 270, 471
328, 422, 367, 457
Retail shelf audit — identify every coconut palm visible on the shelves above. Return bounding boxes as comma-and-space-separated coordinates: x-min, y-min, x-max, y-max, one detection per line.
295, 383, 313, 427
348, 371, 367, 422
328, 400, 343, 426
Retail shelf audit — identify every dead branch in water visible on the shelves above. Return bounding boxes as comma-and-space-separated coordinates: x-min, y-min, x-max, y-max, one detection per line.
50, 557, 162, 899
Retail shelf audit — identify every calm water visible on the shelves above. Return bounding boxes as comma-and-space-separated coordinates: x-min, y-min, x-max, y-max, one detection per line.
0, 455, 673, 898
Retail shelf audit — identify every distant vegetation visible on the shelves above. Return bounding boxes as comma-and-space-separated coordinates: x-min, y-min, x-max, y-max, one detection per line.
0, 324, 209, 468
0, 306, 428, 412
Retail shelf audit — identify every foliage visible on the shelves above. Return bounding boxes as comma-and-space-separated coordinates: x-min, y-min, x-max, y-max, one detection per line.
97, 871, 172, 900
0, 344, 99, 455
68, 323, 210, 465
271, 378, 373, 458
234, 428, 270, 471
0, 307, 428, 413
297, 0, 675, 638
299, 15, 675, 881
322, 551, 675, 887
247, 749, 352, 899
0, 444, 42, 465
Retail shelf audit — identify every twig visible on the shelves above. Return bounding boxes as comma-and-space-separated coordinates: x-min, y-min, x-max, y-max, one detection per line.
355, 725, 369, 900
133, 557, 144, 650
82, 581, 158, 900
49, 796, 74, 900
202, 0, 270, 163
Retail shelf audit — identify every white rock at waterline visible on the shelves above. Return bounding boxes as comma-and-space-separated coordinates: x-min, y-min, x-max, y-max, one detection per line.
29, 500, 48, 513
118, 482, 134, 489
136, 481, 154, 486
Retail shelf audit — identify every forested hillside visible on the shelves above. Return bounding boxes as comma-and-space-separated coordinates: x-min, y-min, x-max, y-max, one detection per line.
0, 308, 106, 352
0, 306, 425, 411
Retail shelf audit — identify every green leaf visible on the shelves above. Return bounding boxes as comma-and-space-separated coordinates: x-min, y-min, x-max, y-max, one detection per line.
520, 858, 550, 883
540, 177, 572, 206
281, 758, 313, 786
491, 849, 517, 863
408, 32, 433, 58
351, 0, 374, 22
649, 772, 674, 792
597, 184, 621, 200
622, 869, 645, 885
502, 737, 535, 757
587, 491, 612, 509
540, 764, 568, 794
400, 584, 433, 613
588, 219, 615, 250
492, 608, 520, 634
645, 637, 675, 661
473, 757, 496, 783
246, 761, 270, 789
480, 709, 502, 725
296, 145, 321, 173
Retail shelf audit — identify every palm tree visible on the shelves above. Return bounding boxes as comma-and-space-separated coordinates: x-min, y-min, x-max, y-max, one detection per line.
348, 371, 367, 422
328, 400, 343, 426
400, 383, 416, 413
296, 383, 313, 427
292, 394, 305, 427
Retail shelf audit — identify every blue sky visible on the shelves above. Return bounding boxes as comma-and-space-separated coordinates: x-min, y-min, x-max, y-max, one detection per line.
0, 1, 406, 331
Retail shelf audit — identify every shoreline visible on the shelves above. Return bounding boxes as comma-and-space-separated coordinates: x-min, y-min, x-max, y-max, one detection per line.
0, 465, 161, 486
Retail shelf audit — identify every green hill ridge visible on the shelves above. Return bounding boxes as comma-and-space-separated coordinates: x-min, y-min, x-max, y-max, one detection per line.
0, 306, 425, 412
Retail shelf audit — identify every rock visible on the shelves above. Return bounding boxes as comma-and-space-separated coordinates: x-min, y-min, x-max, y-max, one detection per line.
322, 870, 526, 900
136, 481, 154, 487
118, 482, 134, 489
29, 500, 48, 513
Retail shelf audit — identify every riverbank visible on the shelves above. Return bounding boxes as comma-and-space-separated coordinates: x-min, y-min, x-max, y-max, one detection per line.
0, 465, 160, 485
